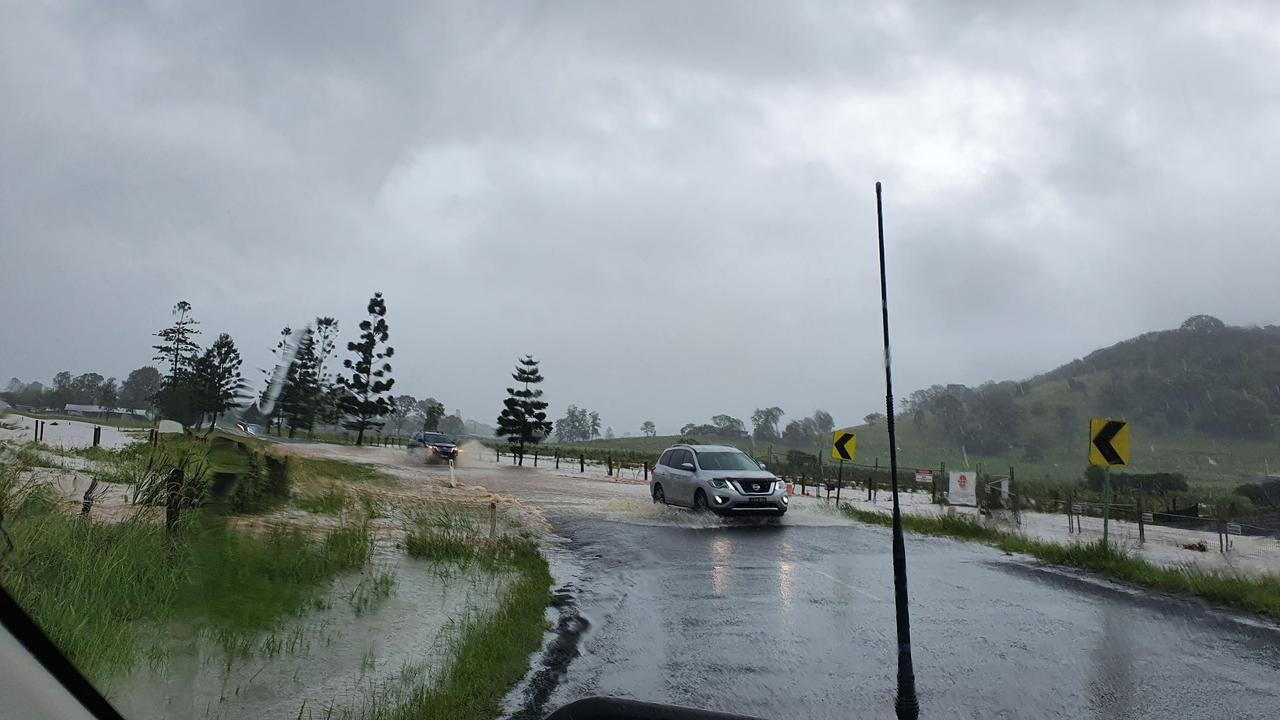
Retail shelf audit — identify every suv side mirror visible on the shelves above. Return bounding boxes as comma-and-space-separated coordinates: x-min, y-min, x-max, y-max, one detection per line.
758, 462, 767, 469
681, 462, 695, 472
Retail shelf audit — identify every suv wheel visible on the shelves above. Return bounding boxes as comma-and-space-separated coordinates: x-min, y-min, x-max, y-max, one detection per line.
653, 484, 665, 505
693, 489, 709, 512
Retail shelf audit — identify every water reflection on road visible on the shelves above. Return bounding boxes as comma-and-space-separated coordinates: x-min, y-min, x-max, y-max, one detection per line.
517, 514, 1280, 720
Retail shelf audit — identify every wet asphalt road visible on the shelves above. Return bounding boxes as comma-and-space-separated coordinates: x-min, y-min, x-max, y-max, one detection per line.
526, 512, 1280, 720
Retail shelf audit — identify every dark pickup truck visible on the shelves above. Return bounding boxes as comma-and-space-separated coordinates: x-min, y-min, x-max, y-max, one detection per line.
407, 431, 460, 463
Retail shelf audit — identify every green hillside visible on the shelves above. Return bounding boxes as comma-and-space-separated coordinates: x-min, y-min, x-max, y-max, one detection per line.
845, 315, 1280, 489
538, 316, 1280, 492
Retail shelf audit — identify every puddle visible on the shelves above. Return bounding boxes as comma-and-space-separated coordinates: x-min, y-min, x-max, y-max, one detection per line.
108, 544, 515, 720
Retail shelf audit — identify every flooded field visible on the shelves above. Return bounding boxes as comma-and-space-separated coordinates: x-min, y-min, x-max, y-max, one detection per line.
110, 545, 514, 720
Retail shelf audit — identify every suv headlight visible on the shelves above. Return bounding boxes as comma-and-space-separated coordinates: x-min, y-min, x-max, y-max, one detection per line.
709, 478, 729, 489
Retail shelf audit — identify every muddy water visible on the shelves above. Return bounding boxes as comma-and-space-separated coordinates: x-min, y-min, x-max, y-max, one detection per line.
109, 545, 513, 720
1, 414, 140, 450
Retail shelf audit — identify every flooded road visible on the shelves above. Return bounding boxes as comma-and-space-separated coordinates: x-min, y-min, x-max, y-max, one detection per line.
521, 514, 1280, 719
260, 448, 1280, 719
431, 462, 1280, 720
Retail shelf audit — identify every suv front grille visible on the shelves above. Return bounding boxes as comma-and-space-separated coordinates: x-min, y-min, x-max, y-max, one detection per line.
732, 479, 773, 495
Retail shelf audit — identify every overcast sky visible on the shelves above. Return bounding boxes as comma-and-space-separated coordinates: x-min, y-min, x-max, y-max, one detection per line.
3, 1, 1280, 434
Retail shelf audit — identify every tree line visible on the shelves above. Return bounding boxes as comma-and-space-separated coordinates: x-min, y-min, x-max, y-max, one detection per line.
4, 367, 161, 416
3, 292, 464, 447
676, 408, 835, 446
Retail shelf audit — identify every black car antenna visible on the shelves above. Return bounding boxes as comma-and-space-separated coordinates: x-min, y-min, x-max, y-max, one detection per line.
876, 181, 919, 719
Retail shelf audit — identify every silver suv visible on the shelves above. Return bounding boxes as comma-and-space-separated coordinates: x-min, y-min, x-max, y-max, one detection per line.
650, 444, 788, 516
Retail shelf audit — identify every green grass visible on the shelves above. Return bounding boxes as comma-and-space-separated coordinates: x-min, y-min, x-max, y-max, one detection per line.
353, 539, 552, 720
0, 457, 375, 682
403, 506, 522, 569
1, 441, 66, 469
291, 456, 391, 487
296, 485, 351, 515
840, 387, 1280, 491
840, 504, 1280, 618
347, 570, 397, 616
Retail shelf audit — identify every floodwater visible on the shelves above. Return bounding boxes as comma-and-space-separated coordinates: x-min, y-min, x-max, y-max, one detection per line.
427, 461, 1280, 720
85, 441, 1280, 720
511, 514, 1280, 720
109, 545, 513, 720
1, 414, 139, 450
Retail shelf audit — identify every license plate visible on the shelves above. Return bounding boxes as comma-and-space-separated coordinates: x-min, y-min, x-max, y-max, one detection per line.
748, 497, 770, 505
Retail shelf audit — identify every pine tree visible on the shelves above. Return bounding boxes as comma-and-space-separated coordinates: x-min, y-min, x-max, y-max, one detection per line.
193, 333, 247, 432
496, 355, 552, 463
312, 317, 342, 429
280, 330, 321, 437
152, 301, 200, 378
260, 326, 294, 435
337, 292, 395, 445
151, 301, 202, 425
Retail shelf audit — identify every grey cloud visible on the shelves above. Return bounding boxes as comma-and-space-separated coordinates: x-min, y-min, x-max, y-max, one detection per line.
3, 1, 1280, 436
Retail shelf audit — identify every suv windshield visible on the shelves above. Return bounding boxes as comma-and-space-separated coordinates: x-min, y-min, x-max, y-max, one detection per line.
695, 451, 761, 471
422, 433, 452, 443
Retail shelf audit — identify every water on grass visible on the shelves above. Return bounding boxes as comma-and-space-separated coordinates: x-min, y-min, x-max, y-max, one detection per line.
109, 544, 515, 720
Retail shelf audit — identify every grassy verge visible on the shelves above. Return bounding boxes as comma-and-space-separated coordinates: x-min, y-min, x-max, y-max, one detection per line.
1, 441, 66, 469
291, 455, 392, 487
0, 458, 374, 681
840, 504, 1280, 617
315, 507, 554, 720
364, 538, 552, 720
296, 485, 351, 514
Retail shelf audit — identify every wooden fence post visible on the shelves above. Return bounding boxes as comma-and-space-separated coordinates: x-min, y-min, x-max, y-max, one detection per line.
1137, 496, 1145, 544
555, 451, 560, 469
580, 455, 585, 473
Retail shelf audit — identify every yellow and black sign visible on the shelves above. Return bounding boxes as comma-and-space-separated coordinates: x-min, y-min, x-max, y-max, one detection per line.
831, 430, 856, 462
1089, 418, 1130, 466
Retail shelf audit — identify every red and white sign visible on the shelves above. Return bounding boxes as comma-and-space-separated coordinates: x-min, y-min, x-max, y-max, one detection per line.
915, 469, 933, 485
949, 471, 977, 506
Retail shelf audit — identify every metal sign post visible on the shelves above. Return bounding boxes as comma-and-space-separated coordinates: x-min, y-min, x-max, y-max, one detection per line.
1089, 418, 1130, 553
1103, 466, 1112, 550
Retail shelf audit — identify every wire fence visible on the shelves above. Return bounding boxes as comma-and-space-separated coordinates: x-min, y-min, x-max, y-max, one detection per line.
474, 439, 1280, 547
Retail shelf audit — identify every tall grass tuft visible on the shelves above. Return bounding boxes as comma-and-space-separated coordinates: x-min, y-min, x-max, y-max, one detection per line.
0, 475, 375, 683
297, 486, 350, 515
